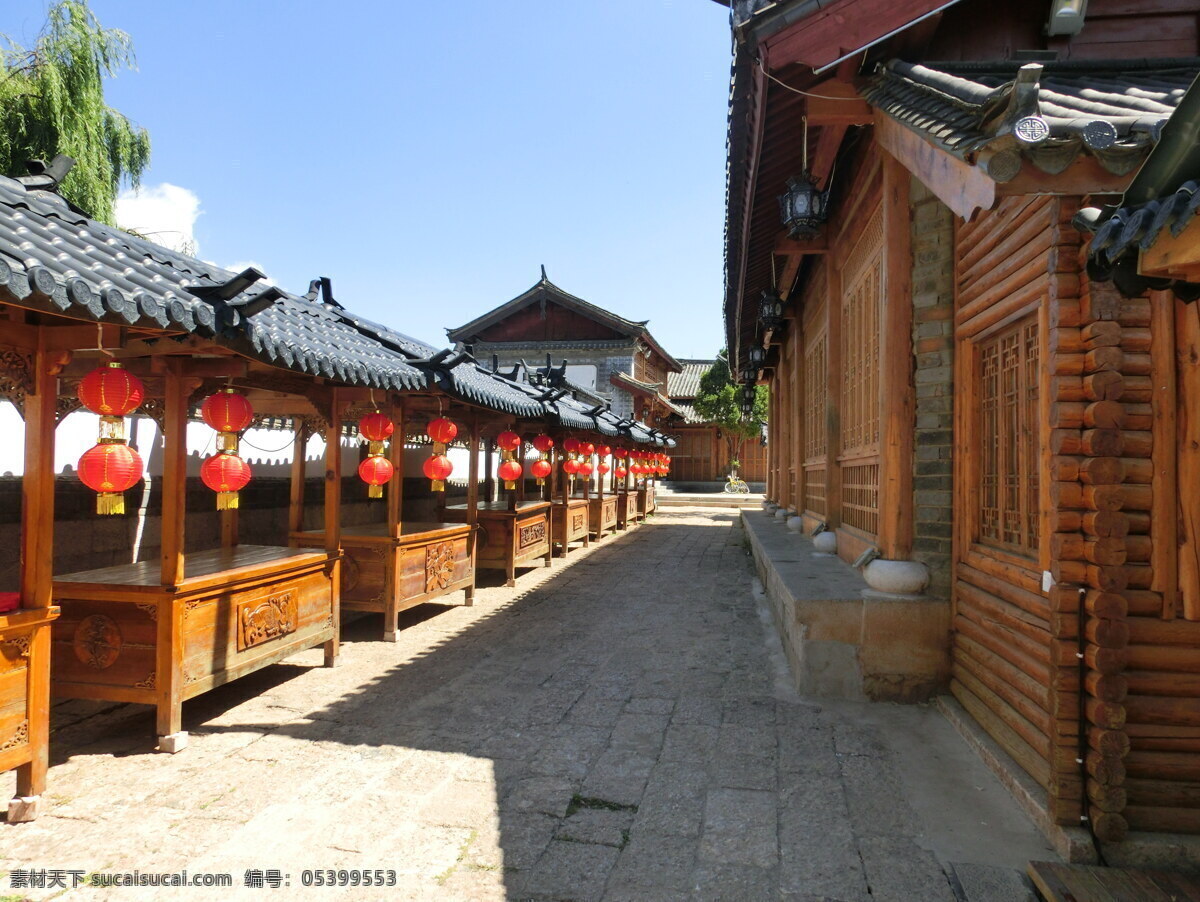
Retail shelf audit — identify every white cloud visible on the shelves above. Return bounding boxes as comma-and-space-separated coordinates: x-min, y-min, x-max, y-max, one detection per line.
115, 183, 201, 255
224, 260, 276, 285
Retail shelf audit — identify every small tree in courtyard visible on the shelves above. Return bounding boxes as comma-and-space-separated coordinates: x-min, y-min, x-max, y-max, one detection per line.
0, 0, 151, 224
693, 351, 768, 475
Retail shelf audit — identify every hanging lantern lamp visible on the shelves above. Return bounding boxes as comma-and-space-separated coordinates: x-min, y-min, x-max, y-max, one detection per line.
498, 458, 523, 490
358, 412, 394, 499
424, 416, 457, 492
199, 388, 255, 509
200, 452, 252, 511
75, 361, 146, 513
78, 442, 143, 515
531, 458, 553, 484
531, 435, 554, 485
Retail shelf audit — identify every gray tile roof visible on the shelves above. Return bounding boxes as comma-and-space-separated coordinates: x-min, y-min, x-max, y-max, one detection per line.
0, 174, 426, 391
668, 359, 716, 401
0, 174, 673, 444
864, 59, 1199, 177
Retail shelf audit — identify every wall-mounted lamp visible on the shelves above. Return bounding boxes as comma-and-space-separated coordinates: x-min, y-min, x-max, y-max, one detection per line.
758, 289, 784, 331
1046, 0, 1087, 35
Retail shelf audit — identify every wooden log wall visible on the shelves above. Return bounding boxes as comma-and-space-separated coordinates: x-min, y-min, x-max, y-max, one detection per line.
952, 196, 1088, 827
1110, 291, 1200, 837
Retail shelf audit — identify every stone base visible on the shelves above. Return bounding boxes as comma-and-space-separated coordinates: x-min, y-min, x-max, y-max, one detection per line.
157, 732, 189, 754
936, 695, 1096, 863
742, 511, 950, 702
6, 795, 41, 823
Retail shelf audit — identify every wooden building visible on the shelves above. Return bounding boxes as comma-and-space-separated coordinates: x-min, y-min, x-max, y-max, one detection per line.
666, 359, 768, 483
718, 0, 1200, 858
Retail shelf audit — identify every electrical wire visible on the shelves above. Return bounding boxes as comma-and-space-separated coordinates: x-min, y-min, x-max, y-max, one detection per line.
757, 58, 864, 101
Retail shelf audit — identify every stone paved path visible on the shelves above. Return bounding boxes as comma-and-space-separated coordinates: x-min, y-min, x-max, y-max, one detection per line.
0, 511, 1050, 900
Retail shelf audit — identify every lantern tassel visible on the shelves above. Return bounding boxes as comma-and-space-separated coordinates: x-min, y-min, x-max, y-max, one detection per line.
217, 491, 240, 511
431, 479, 445, 492
96, 492, 124, 516
369, 484, 383, 499
504, 480, 516, 490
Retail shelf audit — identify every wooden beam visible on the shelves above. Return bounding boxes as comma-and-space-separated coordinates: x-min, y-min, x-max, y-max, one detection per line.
812, 124, 849, 190
805, 80, 872, 126
873, 113, 996, 221
775, 232, 829, 256
1140, 215, 1200, 279
998, 156, 1134, 200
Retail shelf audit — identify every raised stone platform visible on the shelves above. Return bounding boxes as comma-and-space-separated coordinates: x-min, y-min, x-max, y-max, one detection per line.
742, 510, 951, 702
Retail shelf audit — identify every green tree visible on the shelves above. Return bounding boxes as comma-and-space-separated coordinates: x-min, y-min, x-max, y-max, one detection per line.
0, 0, 150, 223
693, 351, 768, 473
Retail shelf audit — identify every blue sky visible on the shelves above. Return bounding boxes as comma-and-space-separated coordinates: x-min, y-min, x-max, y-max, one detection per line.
6, 1, 733, 358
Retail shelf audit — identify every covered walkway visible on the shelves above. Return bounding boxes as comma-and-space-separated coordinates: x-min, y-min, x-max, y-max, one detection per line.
1, 511, 1050, 900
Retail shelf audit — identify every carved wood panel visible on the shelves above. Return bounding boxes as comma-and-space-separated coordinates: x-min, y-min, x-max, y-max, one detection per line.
237, 591, 297, 651
519, 521, 547, 550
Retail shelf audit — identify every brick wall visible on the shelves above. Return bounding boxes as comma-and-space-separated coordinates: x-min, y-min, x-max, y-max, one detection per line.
909, 178, 954, 597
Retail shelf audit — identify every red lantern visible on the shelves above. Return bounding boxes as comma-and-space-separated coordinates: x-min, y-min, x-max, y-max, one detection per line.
598, 463, 611, 476
496, 430, 521, 452
201, 388, 254, 434
358, 456, 394, 497
78, 443, 143, 515
614, 447, 626, 459
615, 466, 628, 479
563, 438, 580, 455
359, 412, 394, 442
532, 435, 554, 454
357, 412, 394, 498
78, 362, 144, 416
498, 458, 523, 489
531, 458, 553, 485
563, 458, 580, 476
424, 453, 453, 491
582, 442, 595, 457
427, 417, 458, 444
598, 445, 612, 457
578, 461, 594, 478
201, 452, 252, 510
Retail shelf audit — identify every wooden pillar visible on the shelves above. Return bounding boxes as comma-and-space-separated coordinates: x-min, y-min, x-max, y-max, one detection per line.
323, 391, 342, 667
388, 399, 405, 538
160, 363, 187, 586
287, 421, 307, 543
13, 343, 58, 807
484, 437, 495, 504
462, 415, 478, 605
826, 260, 843, 529
384, 399, 405, 636
879, 152, 915, 559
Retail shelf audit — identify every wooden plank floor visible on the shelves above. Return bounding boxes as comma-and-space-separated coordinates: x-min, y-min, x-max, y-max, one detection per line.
1029, 860, 1200, 901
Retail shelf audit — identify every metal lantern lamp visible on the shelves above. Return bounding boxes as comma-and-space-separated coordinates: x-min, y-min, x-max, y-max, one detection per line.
759, 289, 784, 331
778, 117, 828, 240
749, 346, 767, 368
779, 172, 827, 239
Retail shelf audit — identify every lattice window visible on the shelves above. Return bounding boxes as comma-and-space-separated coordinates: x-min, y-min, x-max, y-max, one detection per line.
978, 317, 1040, 556
841, 216, 882, 457
838, 211, 882, 535
804, 467, 826, 517
842, 462, 880, 535
803, 329, 827, 463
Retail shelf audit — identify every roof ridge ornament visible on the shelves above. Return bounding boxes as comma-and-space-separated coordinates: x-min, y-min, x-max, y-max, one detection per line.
18, 154, 76, 192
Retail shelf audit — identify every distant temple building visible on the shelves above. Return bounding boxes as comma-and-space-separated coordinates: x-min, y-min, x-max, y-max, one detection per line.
447, 269, 684, 425
448, 271, 766, 483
